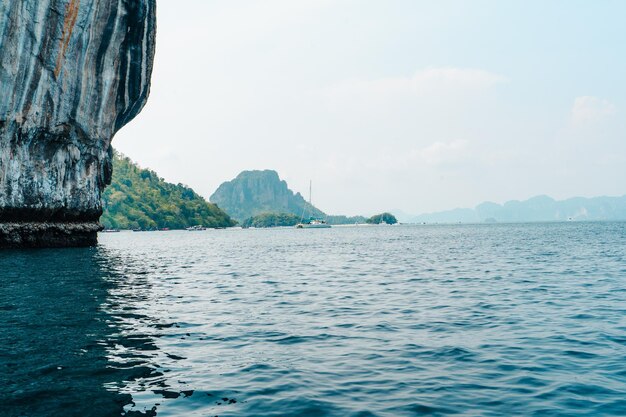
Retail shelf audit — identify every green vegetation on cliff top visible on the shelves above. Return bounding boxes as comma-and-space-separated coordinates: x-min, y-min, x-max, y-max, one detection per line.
101, 152, 235, 230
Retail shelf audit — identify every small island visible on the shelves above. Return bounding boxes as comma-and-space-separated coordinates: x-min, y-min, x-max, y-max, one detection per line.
366, 213, 398, 225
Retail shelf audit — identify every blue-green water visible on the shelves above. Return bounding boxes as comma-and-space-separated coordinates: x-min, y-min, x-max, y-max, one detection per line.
1, 223, 626, 416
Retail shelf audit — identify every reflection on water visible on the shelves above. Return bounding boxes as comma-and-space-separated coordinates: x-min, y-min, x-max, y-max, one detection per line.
2, 223, 626, 416
0, 248, 160, 417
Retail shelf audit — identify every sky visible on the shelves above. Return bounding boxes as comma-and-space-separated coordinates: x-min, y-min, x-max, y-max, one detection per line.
114, 0, 626, 216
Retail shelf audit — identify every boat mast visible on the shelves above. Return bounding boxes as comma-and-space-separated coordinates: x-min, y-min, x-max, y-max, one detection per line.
299, 179, 312, 223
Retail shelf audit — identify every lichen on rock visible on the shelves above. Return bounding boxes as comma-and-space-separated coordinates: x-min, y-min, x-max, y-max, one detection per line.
0, 0, 156, 247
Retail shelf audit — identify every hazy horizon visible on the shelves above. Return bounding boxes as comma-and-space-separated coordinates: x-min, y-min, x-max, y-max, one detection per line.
118, 155, 625, 218
114, 0, 626, 215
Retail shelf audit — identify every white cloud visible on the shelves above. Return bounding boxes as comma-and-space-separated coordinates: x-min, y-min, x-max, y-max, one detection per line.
115, 3, 626, 216
318, 67, 508, 99
319, 140, 470, 177
571, 96, 616, 125
409, 139, 470, 166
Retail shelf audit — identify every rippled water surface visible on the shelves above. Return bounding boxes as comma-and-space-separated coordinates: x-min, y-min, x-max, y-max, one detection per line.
2, 223, 626, 416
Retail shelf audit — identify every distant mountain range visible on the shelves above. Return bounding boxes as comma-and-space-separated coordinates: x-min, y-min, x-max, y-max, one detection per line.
394, 195, 626, 224
210, 170, 325, 223
104, 158, 623, 227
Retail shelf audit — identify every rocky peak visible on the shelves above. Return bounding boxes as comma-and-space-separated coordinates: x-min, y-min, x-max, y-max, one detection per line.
210, 170, 325, 223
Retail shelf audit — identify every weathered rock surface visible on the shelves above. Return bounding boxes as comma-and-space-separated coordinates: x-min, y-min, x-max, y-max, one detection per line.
0, 0, 156, 247
210, 170, 325, 223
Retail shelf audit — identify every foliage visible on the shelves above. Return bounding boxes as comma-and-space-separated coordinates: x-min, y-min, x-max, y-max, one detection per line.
326, 215, 367, 225
242, 212, 301, 228
101, 152, 236, 230
366, 212, 398, 225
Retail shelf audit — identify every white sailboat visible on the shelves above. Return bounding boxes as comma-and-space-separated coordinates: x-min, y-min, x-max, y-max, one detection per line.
296, 180, 331, 229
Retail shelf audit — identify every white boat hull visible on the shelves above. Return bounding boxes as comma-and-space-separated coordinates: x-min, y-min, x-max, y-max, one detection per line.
296, 223, 331, 229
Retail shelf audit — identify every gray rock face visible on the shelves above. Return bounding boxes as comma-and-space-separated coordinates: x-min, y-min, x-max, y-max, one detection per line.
210, 170, 326, 223
0, 0, 156, 247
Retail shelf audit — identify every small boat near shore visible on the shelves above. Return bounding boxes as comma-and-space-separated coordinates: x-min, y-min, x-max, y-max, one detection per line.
296, 180, 331, 229
296, 219, 331, 229
186, 225, 207, 231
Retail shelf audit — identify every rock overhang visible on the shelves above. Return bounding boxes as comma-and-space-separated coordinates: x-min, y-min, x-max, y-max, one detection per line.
0, 0, 157, 247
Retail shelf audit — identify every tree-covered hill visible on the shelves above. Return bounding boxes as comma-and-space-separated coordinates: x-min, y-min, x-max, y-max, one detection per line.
242, 212, 301, 228
367, 213, 398, 225
326, 215, 367, 225
101, 152, 235, 230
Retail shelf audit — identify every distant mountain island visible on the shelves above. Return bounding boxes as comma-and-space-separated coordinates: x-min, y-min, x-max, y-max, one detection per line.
396, 195, 626, 224
210, 170, 368, 225
101, 153, 235, 230
210, 170, 325, 223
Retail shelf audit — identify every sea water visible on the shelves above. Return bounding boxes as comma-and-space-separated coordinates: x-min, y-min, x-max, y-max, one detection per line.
1, 223, 625, 416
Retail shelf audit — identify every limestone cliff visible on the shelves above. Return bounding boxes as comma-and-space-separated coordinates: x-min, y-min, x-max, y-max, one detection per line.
0, 0, 156, 247
210, 170, 325, 223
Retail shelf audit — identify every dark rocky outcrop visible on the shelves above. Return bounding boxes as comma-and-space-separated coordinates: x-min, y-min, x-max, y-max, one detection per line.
0, 0, 156, 247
